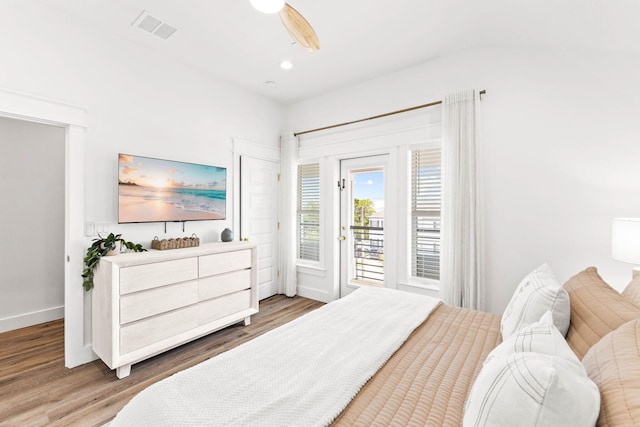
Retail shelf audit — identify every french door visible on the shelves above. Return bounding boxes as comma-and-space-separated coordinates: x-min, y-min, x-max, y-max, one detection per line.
339, 155, 388, 297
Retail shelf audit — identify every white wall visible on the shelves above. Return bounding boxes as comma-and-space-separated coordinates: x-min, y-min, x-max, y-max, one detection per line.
0, 2, 283, 240
285, 46, 640, 314
0, 2, 283, 354
0, 116, 65, 332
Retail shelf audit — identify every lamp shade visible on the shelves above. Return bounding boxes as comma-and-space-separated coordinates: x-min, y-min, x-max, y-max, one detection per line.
249, 0, 284, 13
612, 218, 640, 264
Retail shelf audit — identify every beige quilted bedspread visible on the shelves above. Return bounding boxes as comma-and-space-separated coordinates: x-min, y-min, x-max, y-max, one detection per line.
332, 304, 501, 427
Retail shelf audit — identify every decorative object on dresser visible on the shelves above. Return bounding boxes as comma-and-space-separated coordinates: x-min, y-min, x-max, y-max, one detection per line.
82, 233, 146, 291
91, 241, 258, 378
220, 228, 233, 242
151, 234, 200, 250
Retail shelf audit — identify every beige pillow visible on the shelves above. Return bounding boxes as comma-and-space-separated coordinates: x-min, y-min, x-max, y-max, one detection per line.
622, 275, 640, 308
501, 264, 570, 340
582, 319, 640, 427
464, 352, 600, 427
563, 267, 640, 359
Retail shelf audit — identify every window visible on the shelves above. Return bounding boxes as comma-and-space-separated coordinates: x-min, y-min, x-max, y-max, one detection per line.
297, 163, 320, 262
411, 148, 441, 280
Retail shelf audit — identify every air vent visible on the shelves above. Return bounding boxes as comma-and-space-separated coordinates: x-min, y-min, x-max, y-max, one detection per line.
132, 11, 177, 40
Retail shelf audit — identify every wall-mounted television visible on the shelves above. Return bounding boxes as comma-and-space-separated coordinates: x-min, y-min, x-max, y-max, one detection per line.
118, 153, 226, 223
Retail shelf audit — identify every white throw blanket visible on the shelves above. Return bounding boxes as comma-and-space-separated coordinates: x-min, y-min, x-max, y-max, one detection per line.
110, 287, 441, 427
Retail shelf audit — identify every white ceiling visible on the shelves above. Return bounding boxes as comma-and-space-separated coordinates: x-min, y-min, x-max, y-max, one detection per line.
40, 0, 640, 105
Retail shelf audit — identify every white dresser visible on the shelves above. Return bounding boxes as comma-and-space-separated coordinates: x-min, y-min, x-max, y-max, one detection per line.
92, 241, 258, 378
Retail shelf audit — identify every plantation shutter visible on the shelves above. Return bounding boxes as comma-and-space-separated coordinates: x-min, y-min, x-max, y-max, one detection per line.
297, 163, 320, 261
411, 148, 441, 280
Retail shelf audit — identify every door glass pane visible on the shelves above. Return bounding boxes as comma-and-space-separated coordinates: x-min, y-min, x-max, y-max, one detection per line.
350, 170, 384, 285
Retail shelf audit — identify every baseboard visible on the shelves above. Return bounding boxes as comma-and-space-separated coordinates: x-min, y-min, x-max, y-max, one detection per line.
297, 286, 333, 303
0, 305, 64, 333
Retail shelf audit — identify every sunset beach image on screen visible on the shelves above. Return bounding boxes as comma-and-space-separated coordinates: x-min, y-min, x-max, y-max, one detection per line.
118, 153, 226, 223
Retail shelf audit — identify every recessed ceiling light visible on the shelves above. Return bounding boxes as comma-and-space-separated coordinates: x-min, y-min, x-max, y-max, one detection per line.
280, 60, 293, 70
265, 81, 277, 87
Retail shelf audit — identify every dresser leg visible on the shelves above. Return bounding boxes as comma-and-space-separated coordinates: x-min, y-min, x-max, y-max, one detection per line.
116, 364, 132, 379
244, 316, 251, 326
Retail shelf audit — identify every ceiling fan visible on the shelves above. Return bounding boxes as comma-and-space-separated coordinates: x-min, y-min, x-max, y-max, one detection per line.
250, 0, 320, 53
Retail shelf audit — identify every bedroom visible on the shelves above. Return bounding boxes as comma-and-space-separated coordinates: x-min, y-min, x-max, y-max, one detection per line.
1, 0, 640, 425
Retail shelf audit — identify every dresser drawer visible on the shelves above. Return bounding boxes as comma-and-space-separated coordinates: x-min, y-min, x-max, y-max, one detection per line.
120, 304, 200, 354
199, 250, 251, 278
120, 257, 198, 295
199, 269, 251, 301
120, 280, 198, 325
199, 290, 252, 325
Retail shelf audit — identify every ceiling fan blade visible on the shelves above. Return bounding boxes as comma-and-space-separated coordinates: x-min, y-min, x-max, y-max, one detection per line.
279, 3, 320, 53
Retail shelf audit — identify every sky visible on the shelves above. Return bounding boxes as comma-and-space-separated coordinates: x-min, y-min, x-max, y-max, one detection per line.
118, 153, 226, 190
353, 171, 384, 210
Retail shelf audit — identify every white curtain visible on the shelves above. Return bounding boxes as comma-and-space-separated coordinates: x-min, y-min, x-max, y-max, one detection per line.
441, 89, 485, 310
279, 131, 298, 297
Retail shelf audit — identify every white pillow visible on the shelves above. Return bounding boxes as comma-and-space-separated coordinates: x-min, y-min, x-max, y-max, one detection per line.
501, 264, 570, 340
487, 311, 578, 365
463, 353, 600, 427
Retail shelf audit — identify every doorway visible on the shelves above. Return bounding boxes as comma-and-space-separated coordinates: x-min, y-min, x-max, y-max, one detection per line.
0, 116, 65, 332
339, 155, 388, 297
0, 88, 89, 367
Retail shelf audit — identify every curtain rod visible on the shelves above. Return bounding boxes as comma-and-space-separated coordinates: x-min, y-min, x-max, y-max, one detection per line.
294, 90, 486, 137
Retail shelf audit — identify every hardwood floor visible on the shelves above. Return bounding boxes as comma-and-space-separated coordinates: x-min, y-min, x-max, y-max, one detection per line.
0, 295, 323, 427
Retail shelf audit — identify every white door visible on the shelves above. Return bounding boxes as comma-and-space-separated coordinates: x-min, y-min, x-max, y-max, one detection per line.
339, 155, 388, 297
240, 156, 279, 300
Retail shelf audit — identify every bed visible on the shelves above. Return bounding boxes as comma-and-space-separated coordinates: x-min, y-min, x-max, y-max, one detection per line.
109, 266, 640, 426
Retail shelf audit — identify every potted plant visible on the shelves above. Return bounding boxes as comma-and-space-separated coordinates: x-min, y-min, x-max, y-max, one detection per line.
82, 233, 146, 291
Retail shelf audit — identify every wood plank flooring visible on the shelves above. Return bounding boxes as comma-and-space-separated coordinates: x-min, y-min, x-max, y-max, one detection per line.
0, 295, 323, 427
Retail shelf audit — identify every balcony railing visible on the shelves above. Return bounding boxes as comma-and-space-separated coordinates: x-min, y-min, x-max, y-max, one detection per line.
351, 225, 384, 283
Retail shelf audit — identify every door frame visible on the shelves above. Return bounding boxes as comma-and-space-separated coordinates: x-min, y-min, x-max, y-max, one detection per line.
339, 154, 390, 297
0, 87, 89, 367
